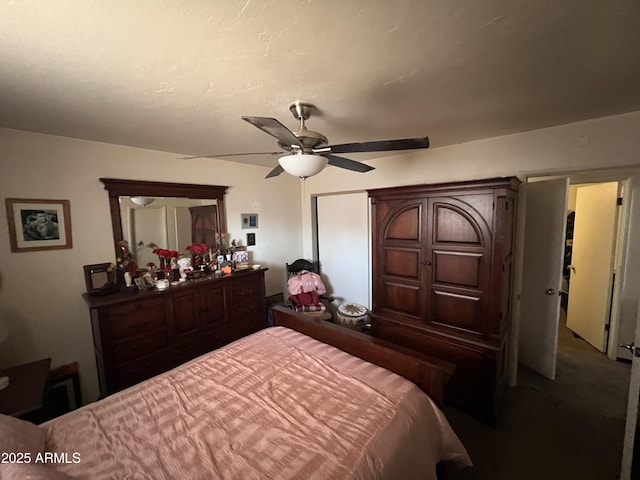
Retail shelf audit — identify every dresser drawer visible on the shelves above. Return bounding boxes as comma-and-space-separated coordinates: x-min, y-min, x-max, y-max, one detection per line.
173, 338, 203, 364
230, 277, 263, 305
201, 330, 225, 352
106, 298, 166, 341
112, 352, 173, 390
112, 329, 170, 364
233, 301, 264, 320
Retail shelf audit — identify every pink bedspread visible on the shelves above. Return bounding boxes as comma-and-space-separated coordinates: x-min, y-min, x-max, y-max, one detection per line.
44, 327, 471, 479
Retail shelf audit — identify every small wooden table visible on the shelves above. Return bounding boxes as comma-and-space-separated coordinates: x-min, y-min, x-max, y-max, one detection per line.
0, 358, 51, 417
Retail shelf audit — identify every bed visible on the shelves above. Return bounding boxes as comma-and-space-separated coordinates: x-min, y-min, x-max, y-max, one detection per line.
0, 307, 471, 479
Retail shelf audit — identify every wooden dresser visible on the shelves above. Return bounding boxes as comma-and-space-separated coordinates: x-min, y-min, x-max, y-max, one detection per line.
83, 269, 267, 397
368, 178, 519, 422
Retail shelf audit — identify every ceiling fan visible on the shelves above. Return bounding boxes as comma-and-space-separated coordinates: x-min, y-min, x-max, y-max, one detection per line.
182, 101, 430, 179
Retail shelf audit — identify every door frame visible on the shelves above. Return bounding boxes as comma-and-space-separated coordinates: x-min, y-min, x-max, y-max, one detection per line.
608, 179, 630, 359
620, 295, 640, 479
510, 167, 639, 384
511, 167, 640, 476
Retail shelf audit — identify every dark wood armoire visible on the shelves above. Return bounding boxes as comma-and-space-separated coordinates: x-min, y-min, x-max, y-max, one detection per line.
368, 177, 519, 422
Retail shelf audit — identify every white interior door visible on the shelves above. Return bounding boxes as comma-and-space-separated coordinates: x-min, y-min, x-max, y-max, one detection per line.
518, 178, 569, 379
175, 206, 192, 252
133, 206, 168, 268
316, 193, 370, 307
620, 298, 640, 479
566, 182, 619, 352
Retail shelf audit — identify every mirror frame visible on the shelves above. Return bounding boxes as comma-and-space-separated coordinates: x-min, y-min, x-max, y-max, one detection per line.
99, 178, 228, 258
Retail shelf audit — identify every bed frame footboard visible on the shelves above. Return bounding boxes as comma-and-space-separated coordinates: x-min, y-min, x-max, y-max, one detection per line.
270, 306, 454, 407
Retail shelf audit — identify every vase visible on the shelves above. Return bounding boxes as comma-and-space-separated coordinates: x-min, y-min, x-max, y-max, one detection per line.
157, 257, 172, 280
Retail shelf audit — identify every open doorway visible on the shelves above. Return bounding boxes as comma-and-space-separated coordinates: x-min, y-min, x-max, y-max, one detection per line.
530, 180, 630, 417
518, 170, 638, 380
564, 182, 621, 354
516, 171, 636, 470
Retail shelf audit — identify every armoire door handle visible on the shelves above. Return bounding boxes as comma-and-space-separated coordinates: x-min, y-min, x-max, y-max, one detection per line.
421, 260, 432, 266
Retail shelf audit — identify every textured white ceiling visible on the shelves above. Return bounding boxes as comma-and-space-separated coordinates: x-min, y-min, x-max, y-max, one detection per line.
1, 1, 639, 168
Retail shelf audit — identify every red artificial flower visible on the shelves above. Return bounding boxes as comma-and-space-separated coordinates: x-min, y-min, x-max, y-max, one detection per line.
153, 248, 179, 258
186, 243, 208, 255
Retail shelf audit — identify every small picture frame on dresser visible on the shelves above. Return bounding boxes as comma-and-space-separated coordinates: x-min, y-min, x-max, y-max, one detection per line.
133, 277, 147, 291
83, 263, 117, 295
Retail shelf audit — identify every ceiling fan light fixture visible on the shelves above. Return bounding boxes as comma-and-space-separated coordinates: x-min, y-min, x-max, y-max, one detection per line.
130, 196, 155, 206
278, 153, 328, 179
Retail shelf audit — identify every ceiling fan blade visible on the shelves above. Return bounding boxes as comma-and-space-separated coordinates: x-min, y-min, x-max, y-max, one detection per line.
265, 164, 284, 178
321, 136, 430, 154
179, 151, 285, 160
326, 154, 375, 173
242, 116, 303, 149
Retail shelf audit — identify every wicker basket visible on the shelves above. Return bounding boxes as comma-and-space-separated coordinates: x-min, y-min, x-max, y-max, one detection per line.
336, 303, 369, 330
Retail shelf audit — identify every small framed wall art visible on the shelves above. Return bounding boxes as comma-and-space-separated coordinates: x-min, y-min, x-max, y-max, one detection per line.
241, 213, 258, 229
5, 198, 73, 252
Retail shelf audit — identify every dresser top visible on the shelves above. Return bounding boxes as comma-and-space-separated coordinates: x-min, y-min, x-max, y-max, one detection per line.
82, 268, 267, 309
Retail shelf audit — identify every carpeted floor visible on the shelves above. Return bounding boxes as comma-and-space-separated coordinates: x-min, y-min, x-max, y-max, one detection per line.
443, 309, 631, 479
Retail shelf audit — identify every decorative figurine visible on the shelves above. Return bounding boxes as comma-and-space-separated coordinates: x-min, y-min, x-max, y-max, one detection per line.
176, 257, 192, 282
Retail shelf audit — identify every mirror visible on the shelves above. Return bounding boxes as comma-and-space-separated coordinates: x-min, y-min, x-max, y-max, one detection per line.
120, 197, 220, 268
100, 178, 228, 268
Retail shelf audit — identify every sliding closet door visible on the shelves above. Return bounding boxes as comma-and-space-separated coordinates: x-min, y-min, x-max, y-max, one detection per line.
316, 193, 370, 307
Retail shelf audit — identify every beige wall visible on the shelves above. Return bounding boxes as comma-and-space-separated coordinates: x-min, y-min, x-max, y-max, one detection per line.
0, 128, 302, 402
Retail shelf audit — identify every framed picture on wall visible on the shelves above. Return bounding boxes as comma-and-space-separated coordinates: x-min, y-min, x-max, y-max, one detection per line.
241, 213, 258, 229
5, 198, 73, 252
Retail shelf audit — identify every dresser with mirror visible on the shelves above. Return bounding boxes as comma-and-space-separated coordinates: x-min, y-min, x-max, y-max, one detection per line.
84, 179, 267, 396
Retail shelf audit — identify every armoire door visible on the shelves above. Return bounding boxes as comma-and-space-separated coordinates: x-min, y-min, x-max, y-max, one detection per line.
372, 198, 429, 324
427, 194, 493, 341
